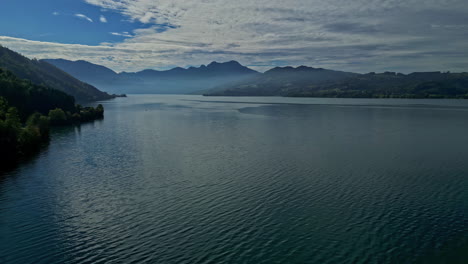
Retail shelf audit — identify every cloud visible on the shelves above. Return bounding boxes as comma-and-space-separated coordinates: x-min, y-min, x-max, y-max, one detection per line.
52, 11, 60, 16
323, 22, 380, 35
100, 15, 108, 23
1, 0, 468, 73
110, 32, 133, 37
74, 13, 93, 23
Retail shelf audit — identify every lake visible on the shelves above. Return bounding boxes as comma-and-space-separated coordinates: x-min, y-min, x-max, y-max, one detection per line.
1, 95, 467, 263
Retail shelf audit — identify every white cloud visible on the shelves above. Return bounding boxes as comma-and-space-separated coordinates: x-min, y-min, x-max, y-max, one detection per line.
100, 15, 108, 23
52, 11, 60, 16
75, 13, 93, 23
110, 32, 133, 37
2, 1, 468, 73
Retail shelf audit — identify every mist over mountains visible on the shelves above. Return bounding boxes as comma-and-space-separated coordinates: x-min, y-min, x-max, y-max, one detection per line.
43, 59, 259, 95
206, 67, 468, 98
42, 57, 468, 99
206, 66, 360, 96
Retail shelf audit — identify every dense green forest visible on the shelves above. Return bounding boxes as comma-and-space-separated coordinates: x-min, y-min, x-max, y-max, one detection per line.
0, 68, 76, 119
1, 97, 50, 162
0, 68, 105, 165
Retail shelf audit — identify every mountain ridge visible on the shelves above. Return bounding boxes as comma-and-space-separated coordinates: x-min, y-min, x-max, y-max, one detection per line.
41, 57, 468, 99
205, 66, 360, 96
0, 46, 114, 102
205, 69, 468, 98
43, 59, 260, 94
44, 59, 258, 76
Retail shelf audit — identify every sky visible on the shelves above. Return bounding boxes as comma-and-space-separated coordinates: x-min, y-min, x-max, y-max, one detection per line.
0, 0, 467, 73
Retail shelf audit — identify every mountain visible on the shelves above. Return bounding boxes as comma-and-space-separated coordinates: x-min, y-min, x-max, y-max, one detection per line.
120, 61, 257, 79
205, 67, 468, 98
38, 55, 468, 99
43, 59, 118, 82
205, 66, 360, 96
0, 67, 107, 163
44, 59, 259, 94
285, 71, 468, 98
0, 46, 114, 102
0, 68, 76, 119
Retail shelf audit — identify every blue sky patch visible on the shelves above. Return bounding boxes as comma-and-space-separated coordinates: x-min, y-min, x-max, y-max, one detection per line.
0, 0, 147, 45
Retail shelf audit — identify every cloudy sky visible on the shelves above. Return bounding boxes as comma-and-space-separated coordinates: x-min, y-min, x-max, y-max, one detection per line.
0, 0, 467, 73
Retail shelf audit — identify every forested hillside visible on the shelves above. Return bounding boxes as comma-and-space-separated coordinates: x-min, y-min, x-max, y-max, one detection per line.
205, 67, 468, 99
0, 46, 114, 102
0, 68, 105, 165
285, 72, 468, 98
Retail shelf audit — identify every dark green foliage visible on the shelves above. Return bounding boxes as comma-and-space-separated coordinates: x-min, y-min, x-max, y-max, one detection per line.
18, 125, 43, 154
0, 98, 21, 161
26, 113, 50, 140
96, 104, 104, 115
0, 98, 49, 162
48, 108, 67, 126
79, 105, 103, 122
0, 68, 105, 122
0, 69, 107, 164
0, 96, 104, 163
0, 45, 114, 102
0, 52, 109, 166
47, 106, 104, 124
0, 67, 76, 119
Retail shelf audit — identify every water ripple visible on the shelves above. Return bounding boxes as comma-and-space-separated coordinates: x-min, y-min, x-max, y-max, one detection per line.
1, 95, 467, 263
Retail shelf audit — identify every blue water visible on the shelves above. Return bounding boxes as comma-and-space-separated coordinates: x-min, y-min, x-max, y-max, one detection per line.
1, 95, 467, 263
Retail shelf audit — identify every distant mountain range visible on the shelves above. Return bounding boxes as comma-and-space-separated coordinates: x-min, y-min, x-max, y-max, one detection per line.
205, 68, 468, 98
285, 71, 468, 98
0, 46, 115, 102
44, 59, 119, 82
206, 66, 360, 96
41, 56, 468, 99
43, 59, 259, 94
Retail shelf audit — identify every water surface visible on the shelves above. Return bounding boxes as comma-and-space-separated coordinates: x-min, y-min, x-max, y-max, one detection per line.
1, 95, 467, 263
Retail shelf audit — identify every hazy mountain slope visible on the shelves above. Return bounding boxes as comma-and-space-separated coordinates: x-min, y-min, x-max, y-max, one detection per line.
205, 66, 468, 98
0, 46, 114, 102
120, 61, 258, 79
285, 71, 468, 98
38, 56, 468, 99
43, 59, 118, 83
205, 66, 360, 96
44, 59, 259, 94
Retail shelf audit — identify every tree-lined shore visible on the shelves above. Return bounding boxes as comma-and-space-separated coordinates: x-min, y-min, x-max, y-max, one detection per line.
0, 67, 106, 166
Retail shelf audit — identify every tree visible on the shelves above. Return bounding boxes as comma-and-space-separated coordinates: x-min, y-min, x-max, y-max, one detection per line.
27, 112, 50, 139
96, 104, 104, 118
48, 108, 67, 125
0, 98, 21, 161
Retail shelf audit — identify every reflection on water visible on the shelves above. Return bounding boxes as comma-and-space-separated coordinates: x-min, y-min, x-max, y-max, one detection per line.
0, 95, 467, 263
